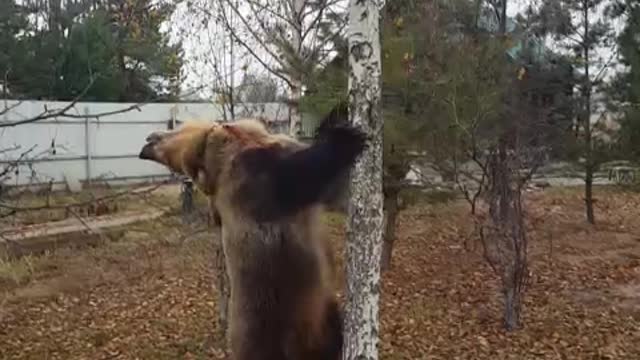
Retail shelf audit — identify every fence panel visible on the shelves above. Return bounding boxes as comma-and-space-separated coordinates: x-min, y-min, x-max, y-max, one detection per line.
0, 100, 290, 189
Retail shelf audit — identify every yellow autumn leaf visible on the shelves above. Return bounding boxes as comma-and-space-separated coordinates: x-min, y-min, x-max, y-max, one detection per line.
517, 67, 526, 80
395, 17, 404, 29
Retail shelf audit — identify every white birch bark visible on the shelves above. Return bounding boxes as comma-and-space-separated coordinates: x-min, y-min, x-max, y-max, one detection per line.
288, 82, 303, 137
344, 0, 384, 358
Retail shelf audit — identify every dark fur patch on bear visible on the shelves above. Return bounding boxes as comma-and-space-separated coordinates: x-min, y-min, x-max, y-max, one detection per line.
308, 299, 343, 360
230, 223, 325, 360
234, 125, 368, 222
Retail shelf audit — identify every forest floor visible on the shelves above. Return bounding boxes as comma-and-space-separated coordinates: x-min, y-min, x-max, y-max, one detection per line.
1, 185, 639, 359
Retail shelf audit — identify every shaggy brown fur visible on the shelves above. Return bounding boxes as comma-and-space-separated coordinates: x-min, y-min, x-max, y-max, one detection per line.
138, 118, 365, 360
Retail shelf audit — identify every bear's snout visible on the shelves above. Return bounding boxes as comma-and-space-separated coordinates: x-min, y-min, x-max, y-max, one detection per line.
138, 142, 157, 160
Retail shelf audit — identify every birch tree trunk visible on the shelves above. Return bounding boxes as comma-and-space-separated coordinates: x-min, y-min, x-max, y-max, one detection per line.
344, 0, 384, 358
289, 82, 303, 137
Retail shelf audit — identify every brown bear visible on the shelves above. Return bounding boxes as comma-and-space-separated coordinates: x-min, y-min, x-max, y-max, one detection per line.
138, 118, 366, 360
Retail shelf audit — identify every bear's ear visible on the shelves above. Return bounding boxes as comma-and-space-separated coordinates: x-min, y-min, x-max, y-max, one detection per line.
222, 123, 256, 145
181, 129, 211, 179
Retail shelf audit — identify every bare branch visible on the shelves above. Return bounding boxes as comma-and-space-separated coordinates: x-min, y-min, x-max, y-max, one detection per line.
219, 0, 288, 69
0, 76, 98, 128
244, 0, 297, 28
212, 1, 294, 87
300, 0, 335, 45
0, 76, 143, 128
0, 102, 143, 128
0, 101, 22, 117
0, 145, 21, 155
593, 45, 620, 84
67, 206, 102, 237
0, 145, 37, 179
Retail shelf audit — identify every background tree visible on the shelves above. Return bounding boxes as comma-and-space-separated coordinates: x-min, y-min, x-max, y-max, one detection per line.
235, 73, 284, 103
302, 0, 446, 271
532, 0, 616, 224
304, 0, 571, 272
0, 0, 183, 102
382, 0, 572, 330
0, 0, 29, 96
305, 0, 574, 331
457, 0, 575, 331
171, 0, 244, 118
608, 1, 640, 159
204, 0, 347, 137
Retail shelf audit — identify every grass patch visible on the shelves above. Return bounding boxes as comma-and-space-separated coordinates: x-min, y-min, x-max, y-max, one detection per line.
401, 187, 458, 206
323, 211, 346, 228
608, 182, 640, 193
0, 183, 199, 228
0, 254, 40, 287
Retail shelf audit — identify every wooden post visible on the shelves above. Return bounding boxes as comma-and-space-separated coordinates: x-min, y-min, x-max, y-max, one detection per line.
84, 106, 92, 187
181, 176, 194, 222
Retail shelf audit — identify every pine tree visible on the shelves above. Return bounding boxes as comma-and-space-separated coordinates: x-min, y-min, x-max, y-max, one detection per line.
534, 0, 615, 224
609, 1, 640, 159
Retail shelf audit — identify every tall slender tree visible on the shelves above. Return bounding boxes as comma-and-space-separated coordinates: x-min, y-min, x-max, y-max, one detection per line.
609, 1, 640, 158
343, 0, 384, 358
533, 0, 615, 224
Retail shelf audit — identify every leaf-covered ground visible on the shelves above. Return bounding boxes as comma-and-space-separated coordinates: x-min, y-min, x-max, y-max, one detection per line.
1, 186, 640, 359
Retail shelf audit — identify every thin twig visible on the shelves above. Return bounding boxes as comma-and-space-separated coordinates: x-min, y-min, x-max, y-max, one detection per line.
0, 144, 21, 155
0, 77, 98, 128
0, 145, 37, 179
214, 1, 294, 87
67, 206, 103, 238
0, 102, 143, 128
0, 101, 22, 117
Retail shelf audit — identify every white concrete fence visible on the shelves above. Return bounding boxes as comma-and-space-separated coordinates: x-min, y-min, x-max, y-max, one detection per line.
0, 100, 291, 191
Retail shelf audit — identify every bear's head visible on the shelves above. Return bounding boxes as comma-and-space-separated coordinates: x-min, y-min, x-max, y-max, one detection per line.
139, 120, 216, 179
138, 119, 298, 195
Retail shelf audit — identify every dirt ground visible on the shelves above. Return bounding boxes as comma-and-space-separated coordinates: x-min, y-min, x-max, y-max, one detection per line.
1, 185, 639, 359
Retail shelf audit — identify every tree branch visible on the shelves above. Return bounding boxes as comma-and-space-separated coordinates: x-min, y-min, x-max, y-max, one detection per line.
0, 76, 143, 128
0, 145, 37, 179
212, 1, 294, 87
0, 101, 22, 117
244, 0, 297, 28
219, 0, 289, 70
